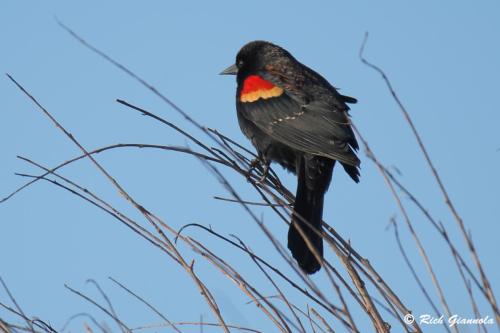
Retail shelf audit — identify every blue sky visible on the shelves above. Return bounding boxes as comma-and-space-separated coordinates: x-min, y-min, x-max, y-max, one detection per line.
1, 1, 499, 332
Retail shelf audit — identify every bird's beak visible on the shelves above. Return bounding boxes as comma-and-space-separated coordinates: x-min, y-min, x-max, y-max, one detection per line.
219, 63, 238, 75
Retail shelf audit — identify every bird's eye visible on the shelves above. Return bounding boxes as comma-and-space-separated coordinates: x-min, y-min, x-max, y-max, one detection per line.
237, 59, 244, 68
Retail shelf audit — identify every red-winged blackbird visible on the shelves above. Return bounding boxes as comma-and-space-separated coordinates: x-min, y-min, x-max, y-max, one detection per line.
221, 41, 359, 274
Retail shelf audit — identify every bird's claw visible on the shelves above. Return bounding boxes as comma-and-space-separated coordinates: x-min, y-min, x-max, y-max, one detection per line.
247, 158, 270, 184
256, 163, 270, 184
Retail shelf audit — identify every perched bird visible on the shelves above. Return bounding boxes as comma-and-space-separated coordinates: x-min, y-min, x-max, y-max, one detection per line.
221, 41, 359, 274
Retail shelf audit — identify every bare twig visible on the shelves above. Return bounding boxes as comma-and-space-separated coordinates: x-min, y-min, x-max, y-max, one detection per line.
108, 277, 181, 333
359, 32, 499, 324
7, 74, 231, 333
389, 218, 450, 333
60, 313, 109, 333
85, 279, 125, 333
130, 321, 261, 332
0, 277, 35, 333
65, 284, 131, 333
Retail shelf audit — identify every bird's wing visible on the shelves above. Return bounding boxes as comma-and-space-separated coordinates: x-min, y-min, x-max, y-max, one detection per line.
237, 91, 360, 167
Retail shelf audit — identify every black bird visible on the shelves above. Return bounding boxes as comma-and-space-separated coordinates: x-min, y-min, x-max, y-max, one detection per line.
221, 41, 359, 274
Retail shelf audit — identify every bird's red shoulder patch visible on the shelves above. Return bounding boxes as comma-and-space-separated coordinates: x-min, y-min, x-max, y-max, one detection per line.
240, 75, 284, 103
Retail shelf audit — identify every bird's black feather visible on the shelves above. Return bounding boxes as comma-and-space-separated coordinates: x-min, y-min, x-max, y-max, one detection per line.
227, 40, 360, 273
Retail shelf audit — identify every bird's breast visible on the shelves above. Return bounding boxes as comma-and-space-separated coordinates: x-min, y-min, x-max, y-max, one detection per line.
239, 75, 284, 103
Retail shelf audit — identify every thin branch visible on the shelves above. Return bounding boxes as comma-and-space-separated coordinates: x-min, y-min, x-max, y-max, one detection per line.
235, 237, 306, 333
310, 308, 336, 333
130, 321, 261, 333
7, 74, 231, 333
85, 279, 125, 333
108, 277, 181, 333
0, 277, 35, 333
0, 301, 56, 333
176, 223, 341, 317
354, 124, 446, 333
359, 32, 499, 323
60, 313, 109, 333
214, 196, 288, 207
389, 218, 450, 333
0, 143, 223, 204
64, 284, 131, 333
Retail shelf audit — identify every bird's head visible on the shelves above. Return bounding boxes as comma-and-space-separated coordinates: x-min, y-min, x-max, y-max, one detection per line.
220, 40, 294, 80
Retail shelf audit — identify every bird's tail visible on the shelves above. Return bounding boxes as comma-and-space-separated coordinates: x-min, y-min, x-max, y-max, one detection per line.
288, 156, 334, 274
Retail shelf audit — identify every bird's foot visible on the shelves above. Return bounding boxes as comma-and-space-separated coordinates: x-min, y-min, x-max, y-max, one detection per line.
256, 162, 270, 184
247, 158, 270, 184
